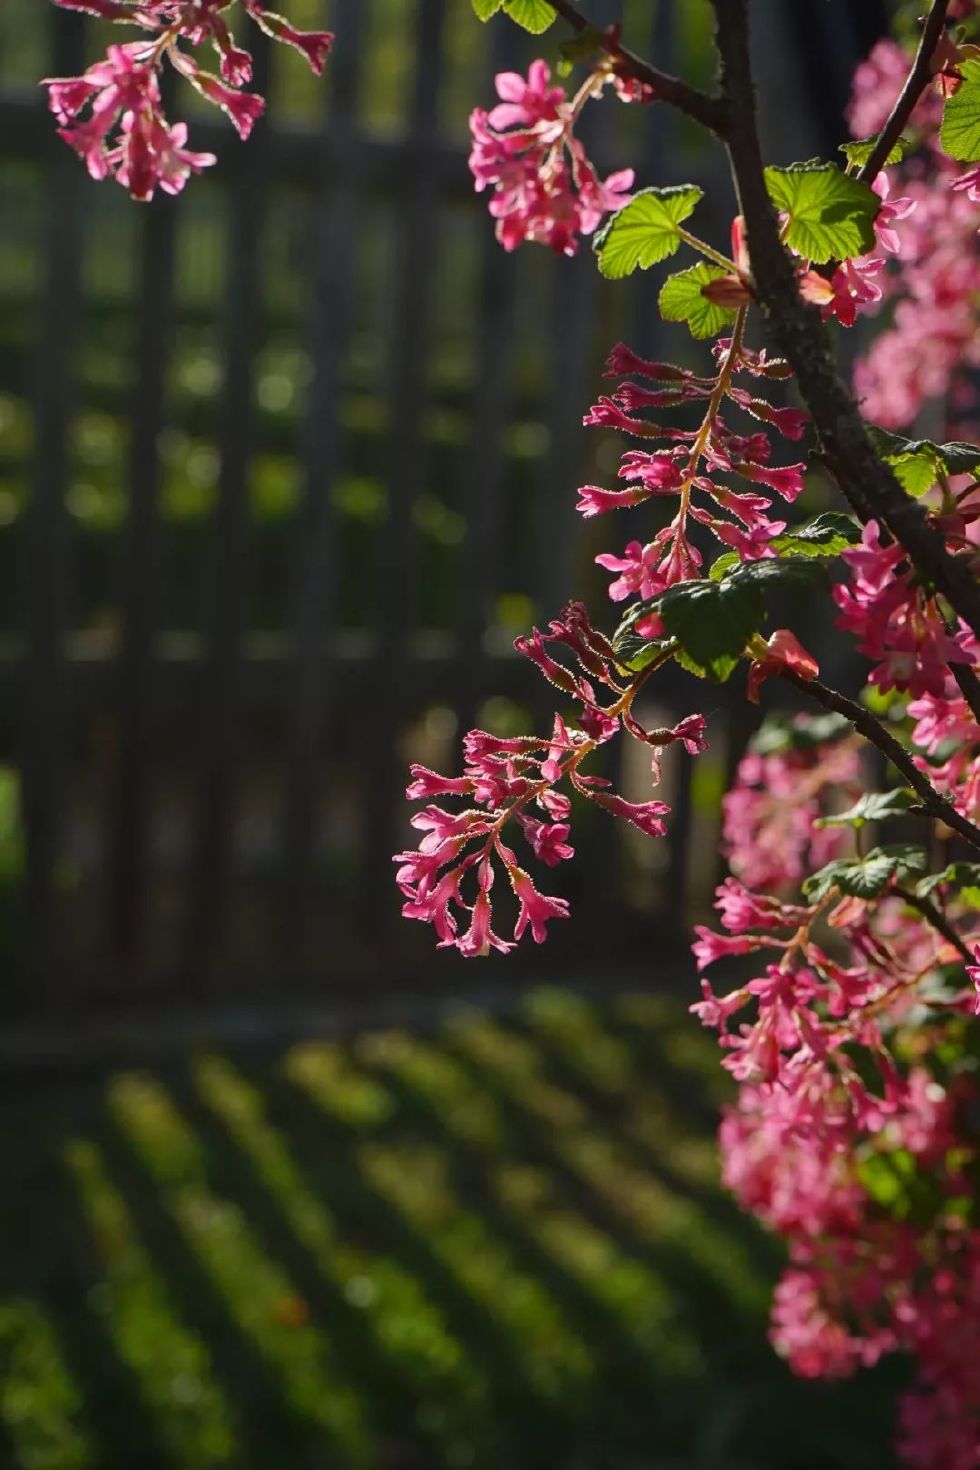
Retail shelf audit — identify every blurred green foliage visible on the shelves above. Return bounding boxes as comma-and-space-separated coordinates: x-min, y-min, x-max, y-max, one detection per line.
0, 990, 904, 1469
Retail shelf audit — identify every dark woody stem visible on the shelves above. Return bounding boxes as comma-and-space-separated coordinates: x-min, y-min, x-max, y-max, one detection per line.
776, 666, 980, 855
709, 0, 980, 645
894, 885, 974, 965
541, 0, 725, 133
857, 0, 951, 186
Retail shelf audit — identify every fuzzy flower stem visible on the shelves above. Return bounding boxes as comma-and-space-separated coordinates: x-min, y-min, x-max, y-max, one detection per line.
776, 666, 980, 854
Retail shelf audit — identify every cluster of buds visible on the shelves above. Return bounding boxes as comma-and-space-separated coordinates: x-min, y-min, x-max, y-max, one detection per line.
396, 602, 706, 955
44, 0, 332, 198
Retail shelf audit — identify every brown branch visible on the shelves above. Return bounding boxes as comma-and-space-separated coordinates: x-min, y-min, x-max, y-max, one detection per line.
894, 885, 974, 963
950, 660, 980, 727
542, 0, 725, 134
777, 667, 980, 854
709, 0, 980, 645
857, 0, 951, 185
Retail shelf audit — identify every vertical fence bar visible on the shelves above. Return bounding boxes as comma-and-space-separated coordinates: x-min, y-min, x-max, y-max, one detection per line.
279, 0, 369, 964
362, 0, 447, 952
109, 184, 177, 979
20, 8, 85, 996
185, 36, 271, 973
451, 22, 522, 747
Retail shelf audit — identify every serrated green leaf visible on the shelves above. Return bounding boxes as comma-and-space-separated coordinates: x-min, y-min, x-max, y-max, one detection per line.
724, 557, 830, 593
501, 0, 555, 32
915, 862, 980, 901
770, 512, 861, 558
593, 186, 704, 280
816, 787, 920, 830
764, 161, 878, 263
612, 632, 670, 675
708, 551, 740, 582
940, 57, 980, 162
868, 425, 980, 497
839, 134, 910, 169
658, 263, 737, 339
471, 0, 503, 17
658, 579, 765, 680
803, 844, 928, 903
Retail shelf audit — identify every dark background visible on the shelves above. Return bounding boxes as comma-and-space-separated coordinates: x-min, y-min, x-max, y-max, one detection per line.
0, 0, 889, 1019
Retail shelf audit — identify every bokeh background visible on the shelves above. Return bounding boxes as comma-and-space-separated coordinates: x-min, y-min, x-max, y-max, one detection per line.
0, 3, 906, 1468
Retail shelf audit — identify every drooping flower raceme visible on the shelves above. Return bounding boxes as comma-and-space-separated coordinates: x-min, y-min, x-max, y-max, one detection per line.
469, 59, 635, 255
43, 0, 332, 198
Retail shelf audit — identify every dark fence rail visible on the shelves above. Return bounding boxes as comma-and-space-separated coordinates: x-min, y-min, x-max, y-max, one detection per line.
0, 0, 886, 1017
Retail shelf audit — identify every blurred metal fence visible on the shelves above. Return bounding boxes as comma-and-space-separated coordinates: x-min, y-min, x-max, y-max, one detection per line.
0, 0, 886, 1016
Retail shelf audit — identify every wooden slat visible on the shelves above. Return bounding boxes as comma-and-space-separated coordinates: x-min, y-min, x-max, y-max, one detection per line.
20, 8, 85, 991
185, 36, 272, 971
279, 0, 370, 958
108, 180, 177, 978
451, 18, 523, 745
361, 0, 447, 951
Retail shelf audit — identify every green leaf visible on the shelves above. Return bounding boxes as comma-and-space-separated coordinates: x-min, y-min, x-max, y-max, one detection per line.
658, 579, 765, 681
867, 425, 980, 497
940, 57, 980, 162
803, 844, 928, 903
708, 551, 740, 582
658, 263, 737, 340
593, 186, 704, 280
816, 788, 920, 830
471, 0, 503, 17
501, 0, 555, 32
724, 557, 830, 594
915, 862, 980, 902
769, 512, 861, 559
839, 134, 910, 169
613, 632, 670, 676
763, 161, 879, 263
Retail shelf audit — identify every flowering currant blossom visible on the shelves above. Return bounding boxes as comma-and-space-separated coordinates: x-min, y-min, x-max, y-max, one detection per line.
469, 60, 635, 255
43, 0, 332, 198
396, 602, 705, 954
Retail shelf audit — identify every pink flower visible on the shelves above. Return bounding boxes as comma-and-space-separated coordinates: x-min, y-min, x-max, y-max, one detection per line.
747, 629, 820, 702
510, 868, 569, 944
968, 946, 980, 1015
469, 61, 633, 256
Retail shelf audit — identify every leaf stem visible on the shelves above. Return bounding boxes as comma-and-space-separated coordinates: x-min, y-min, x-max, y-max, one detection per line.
676, 227, 736, 272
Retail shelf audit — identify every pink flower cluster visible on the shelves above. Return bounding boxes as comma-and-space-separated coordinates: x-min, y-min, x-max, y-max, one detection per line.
701, 705, 980, 1468
396, 602, 706, 954
834, 519, 976, 699
846, 39, 980, 430
44, 0, 332, 198
469, 60, 634, 255
581, 336, 808, 613
798, 172, 915, 328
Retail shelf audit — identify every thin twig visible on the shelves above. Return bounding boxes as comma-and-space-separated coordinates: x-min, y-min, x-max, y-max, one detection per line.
895, 885, 974, 964
542, 0, 725, 133
777, 667, 980, 854
709, 0, 980, 645
858, 0, 951, 185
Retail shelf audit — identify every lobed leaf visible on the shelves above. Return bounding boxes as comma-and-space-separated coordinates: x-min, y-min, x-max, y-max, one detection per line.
839, 134, 910, 169
868, 425, 980, 498
658, 263, 737, 339
593, 186, 704, 280
803, 845, 928, 903
816, 788, 921, 830
764, 160, 878, 263
940, 57, 980, 162
769, 512, 861, 558
915, 862, 980, 903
